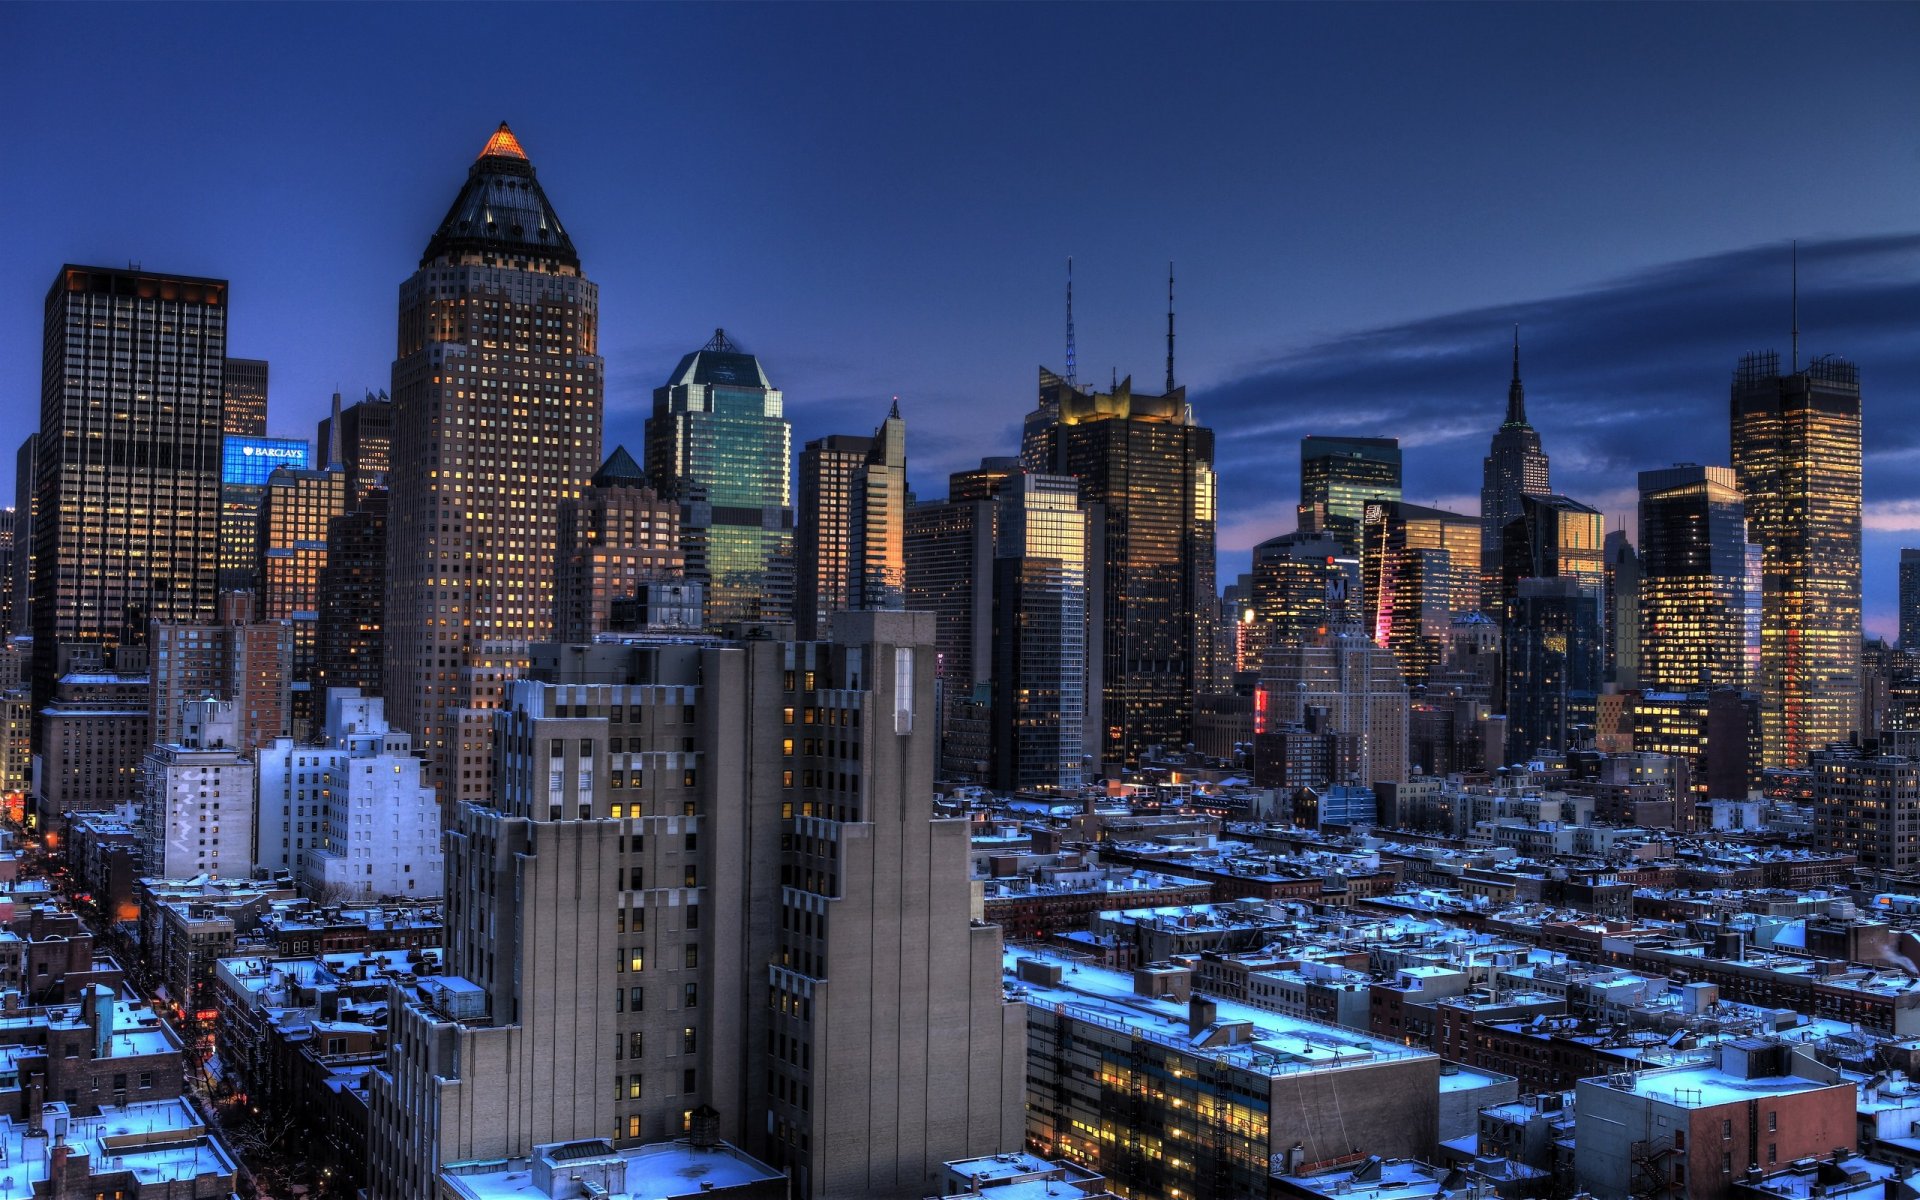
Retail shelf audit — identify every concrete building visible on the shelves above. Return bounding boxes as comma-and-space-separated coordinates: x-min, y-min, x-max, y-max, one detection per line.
554, 446, 682, 643
304, 689, 442, 900
38, 658, 150, 822
140, 698, 255, 879
149, 590, 293, 752
383, 123, 604, 805
1811, 747, 1920, 872
1261, 614, 1409, 788
365, 612, 1023, 1200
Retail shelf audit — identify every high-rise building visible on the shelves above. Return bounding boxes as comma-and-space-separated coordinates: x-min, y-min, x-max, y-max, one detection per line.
384, 123, 604, 804
1260, 613, 1408, 789
316, 389, 394, 508
904, 466, 1004, 783
11, 436, 33, 644
1250, 530, 1358, 654
141, 697, 255, 880
36, 647, 149, 821
1731, 351, 1863, 768
1623, 688, 1761, 801
1480, 331, 1552, 613
32, 266, 227, 725
1360, 501, 1481, 685
1504, 576, 1604, 761
795, 404, 908, 638
554, 447, 681, 643
991, 473, 1088, 791
1637, 464, 1760, 692
646, 330, 791, 628
221, 357, 269, 437
259, 463, 347, 735
0, 507, 14, 639
1605, 529, 1643, 688
219, 434, 312, 592
149, 591, 293, 752
364, 612, 1023, 1200
1500, 493, 1605, 602
1032, 375, 1215, 770
1299, 435, 1401, 552
316, 488, 387, 700
1901, 550, 1920, 652
1812, 746, 1920, 872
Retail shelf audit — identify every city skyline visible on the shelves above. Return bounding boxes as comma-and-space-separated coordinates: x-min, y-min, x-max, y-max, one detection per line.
4, 6, 1919, 633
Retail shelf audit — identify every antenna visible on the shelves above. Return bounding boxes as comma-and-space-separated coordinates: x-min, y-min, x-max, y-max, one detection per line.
1791, 239, 1800, 374
1166, 261, 1176, 394
1065, 257, 1077, 387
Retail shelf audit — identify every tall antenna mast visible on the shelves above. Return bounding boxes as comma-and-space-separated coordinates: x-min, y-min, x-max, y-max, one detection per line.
1065, 257, 1077, 387
1165, 260, 1176, 394
1791, 239, 1800, 373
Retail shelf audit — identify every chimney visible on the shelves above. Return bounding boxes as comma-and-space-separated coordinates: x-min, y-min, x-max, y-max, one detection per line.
1188, 995, 1218, 1037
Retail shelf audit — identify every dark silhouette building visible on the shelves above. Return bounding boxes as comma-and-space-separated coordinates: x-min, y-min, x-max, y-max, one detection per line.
1480, 331, 1552, 613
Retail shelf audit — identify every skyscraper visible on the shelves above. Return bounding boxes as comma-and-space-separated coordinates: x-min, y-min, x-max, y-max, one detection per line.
1260, 612, 1409, 788
1504, 576, 1605, 761
991, 473, 1088, 791
1901, 549, 1920, 652
149, 591, 293, 753
1731, 351, 1863, 768
11, 436, 32, 647
645, 330, 792, 627
1500, 493, 1605, 601
554, 446, 682, 644
1034, 374, 1215, 770
364, 613, 1022, 1200
1360, 500, 1481, 685
316, 389, 393, 508
1636, 464, 1759, 691
221, 356, 269, 437
1299, 435, 1401, 552
795, 404, 907, 638
258, 462, 347, 735
218, 433, 311, 593
316, 488, 387, 701
1480, 330, 1552, 613
32, 266, 227, 725
1250, 529, 1358, 650
1604, 529, 1643, 689
384, 122, 603, 803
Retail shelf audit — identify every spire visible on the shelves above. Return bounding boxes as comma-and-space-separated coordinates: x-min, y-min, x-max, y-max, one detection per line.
1504, 324, 1529, 427
703, 327, 739, 353
888, 397, 901, 420
1791, 239, 1800, 373
1065, 257, 1077, 388
326, 391, 345, 470
478, 122, 528, 161
1166, 261, 1176, 394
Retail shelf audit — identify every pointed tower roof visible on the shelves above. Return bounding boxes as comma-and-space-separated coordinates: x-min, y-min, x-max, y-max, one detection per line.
664, 328, 773, 390
421, 122, 578, 270
1503, 324, 1531, 428
591, 445, 648, 489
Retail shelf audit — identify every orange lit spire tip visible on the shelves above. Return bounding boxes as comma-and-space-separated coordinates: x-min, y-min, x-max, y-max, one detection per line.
478, 122, 528, 161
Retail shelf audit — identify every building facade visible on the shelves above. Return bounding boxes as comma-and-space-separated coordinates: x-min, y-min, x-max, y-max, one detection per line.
1480, 332, 1552, 613
315, 487, 386, 701
141, 698, 255, 880
990, 473, 1088, 791
1300, 435, 1401, 552
383, 123, 604, 805
1638, 464, 1759, 692
259, 464, 347, 735
149, 590, 294, 752
1731, 351, 1863, 768
221, 356, 269, 437
554, 446, 682, 643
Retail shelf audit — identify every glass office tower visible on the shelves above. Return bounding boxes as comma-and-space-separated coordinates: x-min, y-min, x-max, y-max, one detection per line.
1637, 464, 1759, 691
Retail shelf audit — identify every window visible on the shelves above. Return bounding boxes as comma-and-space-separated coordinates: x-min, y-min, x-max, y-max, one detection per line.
629, 1076, 643, 1099
685, 982, 699, 1008
683, 1026, 697, 1053
683, 1068, 697, 1094
627, 1114, 641, 1138
685, 945, 699, 969
630, 986, 644, 1011
630, 949, 644, 972
629, 1032, 644, 1058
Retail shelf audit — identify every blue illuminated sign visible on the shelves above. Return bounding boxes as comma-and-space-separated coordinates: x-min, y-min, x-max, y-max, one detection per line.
222, 436, 311, 486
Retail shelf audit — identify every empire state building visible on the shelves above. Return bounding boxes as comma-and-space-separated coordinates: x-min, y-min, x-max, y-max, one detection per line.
1479, 329, 1551, 613
384, 124, 604, 805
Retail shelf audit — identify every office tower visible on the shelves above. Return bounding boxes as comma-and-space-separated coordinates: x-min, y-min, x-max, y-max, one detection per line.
258, 463, 347, 736
316, 488, 387, 700
1032, 375, 1215, 770
1019, 367, 1078, 473
1636, 465, 1760, 691
1250, 530, 1358, 653
1298, 435, 1401, 552
904, 467, 1002, 782
1260, 613, 1408, 788
1732, 351, 1863, 768
32, 266, 227, 723
1625, 688, 1761, 801
1360, 501, 1481, 685
384, 123, 604, 803
12, 436, 33, 643
218, 433, 311, 592
991, 473, 1088, 791
554, 447, 682, 643
149, 591, 293, 752
0, 507, 13, 638
256, 688, 442, 897
1811, 746, 1920, 872
1902, 550, 1920, 652
795, 405, 907, 638
1218, 571, 1256, 679
1504, 576, 1604, 761
364, 612, 1022, 1200
1480, 331, 1552, 612
645, 329, 791, 628
1605, 530, 1643, 688
316, 389, 394, 508
221, 357, 269, 437
1500, 493, 1605, 600
141, 697, 254, 879
38, 652, 150, 821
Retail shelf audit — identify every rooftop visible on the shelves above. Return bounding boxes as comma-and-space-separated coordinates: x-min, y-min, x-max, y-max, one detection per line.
441, 1138, 783, 1200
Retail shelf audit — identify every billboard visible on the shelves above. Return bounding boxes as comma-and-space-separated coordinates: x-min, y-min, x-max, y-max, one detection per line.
222, 435, 311, 486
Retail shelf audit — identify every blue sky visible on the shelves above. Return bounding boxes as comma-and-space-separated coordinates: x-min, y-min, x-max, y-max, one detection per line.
4, 3, 1918, 631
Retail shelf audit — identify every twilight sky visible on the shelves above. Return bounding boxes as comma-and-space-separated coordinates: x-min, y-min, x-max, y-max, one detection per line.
4, 4, 1918, 632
